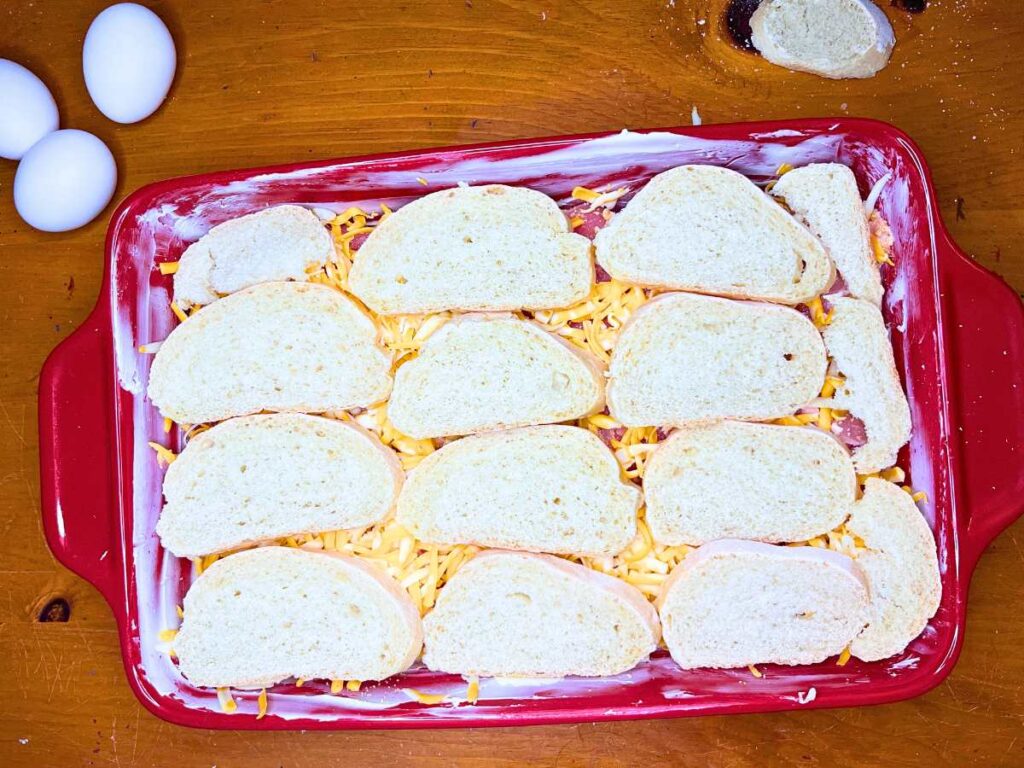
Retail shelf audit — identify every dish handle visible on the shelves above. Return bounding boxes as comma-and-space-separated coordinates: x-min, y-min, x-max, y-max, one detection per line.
940, 234, 1024, 572
38, 307, 121, 600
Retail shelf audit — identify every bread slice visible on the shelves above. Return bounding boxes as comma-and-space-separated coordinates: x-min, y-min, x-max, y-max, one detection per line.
750, 0, 895, 80
848, 478, 941, 661
644, 421, 855, 546
607, 293, 826, 427
423, 550, 660, 677
174, 205, 334, 307
148, 282, 392, 424
396, 425, 640, 557
348, 184, 592, 315
388, 314, 605, 439
822, 297, 911, 473
771, 163, 883, 305
656, 539, 869, 669
173, 547, 422, 688
157, 414, 403, 558
593, 165, 834, 304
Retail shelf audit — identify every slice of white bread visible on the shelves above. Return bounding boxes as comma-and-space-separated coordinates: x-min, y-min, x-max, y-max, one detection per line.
148, 282, 393, 424
607, 293, 826, 427
173, 547, 422, 688
156, 414, 403, 558
771, 163, 883, 305
422, 550, 660, 677
656, 539, 869, 669
396, 425, 640, 557
348, 184, 592, 315
848, 478, 941, 661
593, 165, 834, 304
388, 314, 605, 439
750, 0, 895, 80
644, 421, 855, 546
174, 205, 334, 307
822, 296, 911, 473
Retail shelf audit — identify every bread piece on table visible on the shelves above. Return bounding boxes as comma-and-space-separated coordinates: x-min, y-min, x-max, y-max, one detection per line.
644, 421, 855, 546
607, 292, 826, 427
423, 550, 660, 677
157, 414, 403, 557
656, 539, 869, 669
148, 282, 392, 424
397, 425, 640, 557
173, 547, 422, 688
387, 314, 604, 439
348, 184, 592, 315
772, 163, 883, 305
174, 205, 334, 307
593, 164, 834, 304
750, 0, 895, 80
848, 478, 941, 661
823, 296, 911, 473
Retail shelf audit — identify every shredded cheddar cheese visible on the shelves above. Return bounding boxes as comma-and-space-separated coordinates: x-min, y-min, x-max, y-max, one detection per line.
837, 647, 852, 667
346, 680, 362, 692
169, 301, 188, 323
148, 441, 177, 467
871, 234, 894, 266
257, 688, 268, 719
159, 261, 180, 275
806, 297, 834, 328
466, 676, 480, 704
748, 664, 763, 679
330, 679, 344, 694
404, 688, 447, 705
217, 687, 237, 714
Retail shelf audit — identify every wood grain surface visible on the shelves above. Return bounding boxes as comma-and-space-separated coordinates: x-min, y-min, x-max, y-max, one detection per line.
1, 1, 1022, 766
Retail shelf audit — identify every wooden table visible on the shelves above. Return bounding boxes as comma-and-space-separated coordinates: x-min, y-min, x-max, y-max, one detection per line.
2, 1, 1022, 765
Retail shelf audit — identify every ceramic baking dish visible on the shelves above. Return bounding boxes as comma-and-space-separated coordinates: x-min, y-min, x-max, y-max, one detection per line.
39, 119, 1024, 729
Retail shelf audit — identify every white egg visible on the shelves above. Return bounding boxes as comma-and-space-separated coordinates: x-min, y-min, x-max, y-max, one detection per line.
14, 130, 118, 232
83, 3, 176, 124
0, 59, 59, 160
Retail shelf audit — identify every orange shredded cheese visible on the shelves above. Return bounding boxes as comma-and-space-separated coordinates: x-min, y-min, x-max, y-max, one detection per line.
871, 235, 894, 266
158, 628, 177, 643
571, 185, 628, 211
330, 679, 344, 694
466, 676, 480, 704
159, 261, 180, 275
169, 301, 188, 323
257, 689, 268, 719
148, 441, 177, 467
346, 680, 362, 692
571, 186, 601, 202
748, 664, 763, 679
217, 687, 237, 714
404, 689, 447, 705
163, 417, 173, 434
806, 297, 833, 328
837, 647, 852, 666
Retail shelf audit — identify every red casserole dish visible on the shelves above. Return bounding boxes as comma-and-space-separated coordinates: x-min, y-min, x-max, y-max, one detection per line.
39, 119, 1024, 729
